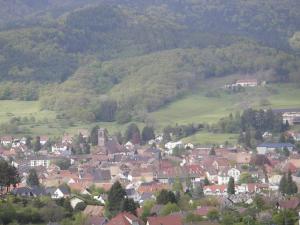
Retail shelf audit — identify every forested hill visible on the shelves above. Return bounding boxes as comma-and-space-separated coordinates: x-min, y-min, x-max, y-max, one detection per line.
0, 0, 300, 123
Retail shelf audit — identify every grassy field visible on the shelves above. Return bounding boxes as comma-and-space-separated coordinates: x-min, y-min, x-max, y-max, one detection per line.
0, 83, 299, 138
0, 100, 56, 123
181, 132, 238, 145
151, 83, 300, 128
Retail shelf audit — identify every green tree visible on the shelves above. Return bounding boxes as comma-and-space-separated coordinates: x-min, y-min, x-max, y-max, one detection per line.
160, 203, 180, 216
209, 146, 216, 156
204, 177, 210, 186
107, 181, 126, 216
54, 158, 71, 170
279, 171, 298, 195
286, 170, 298, 195
0, 160, 20, 192
283, 147, 290, 157
90, 125, 99, 146
121, 198, 137, 215
33, 136, 42, 152
142, 126, 155, 143
124, 123, 141, 144
227, 177, 235, 195
207, 209, 219, 222
238, 172, 256, 184
27, 169, 39, 187
172, 178, 183, 193
272, 209, 298, 225
156, 189, 177, 204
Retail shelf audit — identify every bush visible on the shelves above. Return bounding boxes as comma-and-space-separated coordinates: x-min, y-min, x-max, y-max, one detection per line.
74, 202, 87, 211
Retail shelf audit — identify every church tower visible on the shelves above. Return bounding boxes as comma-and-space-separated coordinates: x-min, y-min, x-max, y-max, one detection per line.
98, 128, 108, 148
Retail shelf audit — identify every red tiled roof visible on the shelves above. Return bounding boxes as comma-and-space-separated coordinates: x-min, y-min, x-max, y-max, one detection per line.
204, 185, 227, 192
107, 212, 144, 225
279, 197, 300, 209
147, 215, 183, 225
195, 207, 216, 216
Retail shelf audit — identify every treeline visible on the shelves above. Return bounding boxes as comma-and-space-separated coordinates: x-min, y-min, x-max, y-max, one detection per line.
216, 109, 289, 148
0, 82, 40, 101
40, 41, 300, 123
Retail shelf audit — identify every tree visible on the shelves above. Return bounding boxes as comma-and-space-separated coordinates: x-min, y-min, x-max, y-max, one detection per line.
192, 185, 204, 199
27, 169, 39, 187
286, 170, 298, 195
208, 146, 216, 156
227, 177, 235, 195
25, 136, 33, 149
279, 171, 298, 195
142, 126, 155, 143
0, 160, 20, 192
90, 125, 99, 146
124, 123, 141, 144
207, 209, 219, 222
156, 189, 177, 204
121, 198, 137, 215
107, 181, 126, 216
272, 209, 298, 225
160, 203, 180, 216
33, 136, 42, 152
279, 173, 287, 194
204, 177, 210, 186
238, 172, 256, 184
172, 178, 183, 193
74, 202, 87, 211
54, 158, 71, 170
283, 147, 290, 157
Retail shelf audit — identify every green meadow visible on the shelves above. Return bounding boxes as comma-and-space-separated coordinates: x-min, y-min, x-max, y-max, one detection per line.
0, 83, 299, 139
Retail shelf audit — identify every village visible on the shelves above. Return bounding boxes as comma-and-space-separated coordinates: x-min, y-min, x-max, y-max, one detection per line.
0, 104, 300, 225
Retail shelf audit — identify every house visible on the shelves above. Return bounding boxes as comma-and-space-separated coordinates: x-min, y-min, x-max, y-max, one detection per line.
106, 212, 144, 225
126, 188, 141, 202
282, 112, 300, 125
195, 206, 217, 218
83, 205, 105, 217
256, 143, 294, 155
138, 182, 170, 194
164, 141, 184, 153
85, 216, 107, 225
235, 79, 258, 87
278, 197, 300, 210
12, 186, 46, 197
0, 136, 14, 146
147, 215, 182, 225
203, 185, 227, 196
217, 167, 241, 185
29, 156, 51, 168
40, 136, 49, 145
51, 186, 70, 199
70, 197, 84, 209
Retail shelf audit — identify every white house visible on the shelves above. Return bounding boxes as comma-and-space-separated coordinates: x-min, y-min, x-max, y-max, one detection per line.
257, 143, 294, 154
282, 112, 300, 125
125, 141, 135, 150
203, 185, 227, 196
164, 141, 184, 154
235, 79, 258, 87
70, 197, 84, 209
51, 186, 70, 199
217, 167, 241, 185
30, 158, 51, 168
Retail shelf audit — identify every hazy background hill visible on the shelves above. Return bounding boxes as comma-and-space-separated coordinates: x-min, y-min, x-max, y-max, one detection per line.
0, 0, 300, 135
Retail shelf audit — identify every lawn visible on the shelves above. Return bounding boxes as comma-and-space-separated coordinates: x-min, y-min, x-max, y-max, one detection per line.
181, 132, 238, 145
0, 83, 299, 137
151, 83, 300, 128
0, 100, 56, 123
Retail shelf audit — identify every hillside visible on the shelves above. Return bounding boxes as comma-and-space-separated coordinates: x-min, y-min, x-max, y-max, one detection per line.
0, 0, 300, 133
39, 41, 300, 122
